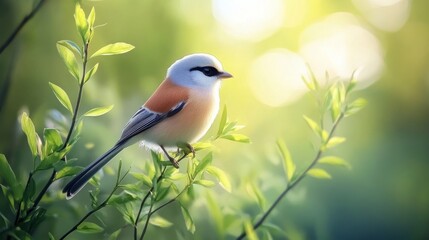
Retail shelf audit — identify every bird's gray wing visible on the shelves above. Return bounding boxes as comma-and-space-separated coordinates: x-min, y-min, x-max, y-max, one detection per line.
117, 101, 186, 145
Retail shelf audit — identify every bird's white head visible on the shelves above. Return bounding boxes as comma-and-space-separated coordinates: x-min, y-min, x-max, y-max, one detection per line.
167, 53, 233, 89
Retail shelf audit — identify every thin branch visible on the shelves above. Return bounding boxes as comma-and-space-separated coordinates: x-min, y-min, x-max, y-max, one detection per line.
0, 0, 47, 55
60, 166, 128, 239
62, 42, 89, 149
134, 167, 167, 240
59, 182, 122, 239
24, 169, 55, 218
140, 195, 154, 240
236, 113, 345, 240
0, 45, 19, 115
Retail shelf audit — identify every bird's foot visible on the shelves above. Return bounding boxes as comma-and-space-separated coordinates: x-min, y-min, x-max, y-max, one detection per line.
160, 145, 180, 169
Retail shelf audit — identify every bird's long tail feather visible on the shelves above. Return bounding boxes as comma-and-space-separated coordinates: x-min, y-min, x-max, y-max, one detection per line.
63, 144, 124, 199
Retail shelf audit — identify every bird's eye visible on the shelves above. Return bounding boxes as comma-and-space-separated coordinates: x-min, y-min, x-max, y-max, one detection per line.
190, 66, 220, 77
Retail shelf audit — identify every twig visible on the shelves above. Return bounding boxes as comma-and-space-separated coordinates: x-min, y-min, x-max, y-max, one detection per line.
236, 113, 345, 240
140, 195, 154, 240
134, 167, 167, 240
0, 0, 47, 55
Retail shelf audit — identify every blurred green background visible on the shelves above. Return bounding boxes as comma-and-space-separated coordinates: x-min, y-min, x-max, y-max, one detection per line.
1, 0, 429, 239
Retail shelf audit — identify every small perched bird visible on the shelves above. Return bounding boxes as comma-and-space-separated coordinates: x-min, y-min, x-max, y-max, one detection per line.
63, 53, 232, 199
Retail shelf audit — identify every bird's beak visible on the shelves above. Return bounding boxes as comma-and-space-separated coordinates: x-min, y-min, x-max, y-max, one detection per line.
218, 71, 233, 79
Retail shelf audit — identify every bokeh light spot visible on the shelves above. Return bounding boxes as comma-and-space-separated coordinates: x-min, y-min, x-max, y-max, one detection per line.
249, 49, 308, 107
212, 0, 284, 41
299, 12, 384, 88
353, 0, 410, 32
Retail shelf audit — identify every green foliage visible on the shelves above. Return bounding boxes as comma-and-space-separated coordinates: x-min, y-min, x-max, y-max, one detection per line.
90, 43, 135, 58
56, 44, 80, 81
237, 72, 367, 239
76, 222, 104, 234
215, 105, 250, 143
49, 82, 73, 114
276, 139, 296, 182
83, 105, 114, 117
21, 112, 39, 157
0, 4, 134, 239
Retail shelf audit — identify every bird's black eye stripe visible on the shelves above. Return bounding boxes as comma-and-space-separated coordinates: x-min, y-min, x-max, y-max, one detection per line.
190, 66, 220, 77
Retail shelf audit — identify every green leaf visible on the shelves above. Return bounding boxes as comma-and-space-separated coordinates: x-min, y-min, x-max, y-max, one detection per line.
84, 63, 99, 83
130, 172, 152, 187
319, 156, 351, 169
151, 151, 162, 174
301, 75, 315, 91
10, 228, 31, 240
194, 179, 215, 188
223, 121, 245, 134
244, 219, 259, 240
1, 185, 15, 210
108, 191, 138, 206
0, 154, 17, 186
246, 182, 266, 210
345, 98, 367, 117
181, 206, 196, 233
108, 229, 121, 240
83, 105, 114, 117
21, 112, 38, 157
325, 137, 346, 149
217, 105, 228, 137
54, 166, 83, 180
155, 184, 171, 202
307, 168, 332, 179
56, 43, 80, 81
49, 82, 73, 114
57, 40, 82, 56
346, 71, 358, 93
37, 151, 64, 170
330, 86, 341, 121
77, 222, 104, 233
276, 139, 295, 182
303, 115, 322, 138
192, 142, 213, 152
193, 153, 212, 177
22, 177, 36, 208
149, 216, 173, 228
306, 64, 320, 90
220, 134, 251, 143
87, 7, 96, 29
74, 4, 89, 42
48, 232, 55, 240
43, 128, 63, 156
206, 166, 232, 192
91, 42, 135, 58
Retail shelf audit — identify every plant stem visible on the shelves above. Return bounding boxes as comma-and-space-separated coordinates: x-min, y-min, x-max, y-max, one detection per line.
134, 167, 167, 240
62, 42, 89, 149
25, 170, 55, 218
236, 113, 345, 240
13, 172, 33, 225
0, 0, 47, 55
139, 173, 194, 239
12, 42, 91, 235
140, 196, 154, 240
60, 168, 128, 240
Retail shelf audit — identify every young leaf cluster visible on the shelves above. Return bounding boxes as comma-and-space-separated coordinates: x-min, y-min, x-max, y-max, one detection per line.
236, 72, 367, 240
0, 4, 133, 239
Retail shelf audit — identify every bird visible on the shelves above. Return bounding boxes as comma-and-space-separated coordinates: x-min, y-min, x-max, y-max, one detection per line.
63, 53, 232, 199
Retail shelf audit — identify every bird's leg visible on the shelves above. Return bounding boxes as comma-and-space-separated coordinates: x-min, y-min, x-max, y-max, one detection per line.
160, 145, 179, 169
177, 142, 195, 161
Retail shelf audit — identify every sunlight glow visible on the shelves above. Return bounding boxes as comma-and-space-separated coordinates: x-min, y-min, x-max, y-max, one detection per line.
299, 13, 384, 88
249, 49, 308, 107
353, 0, 410, 32
212, 0, 284, 41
